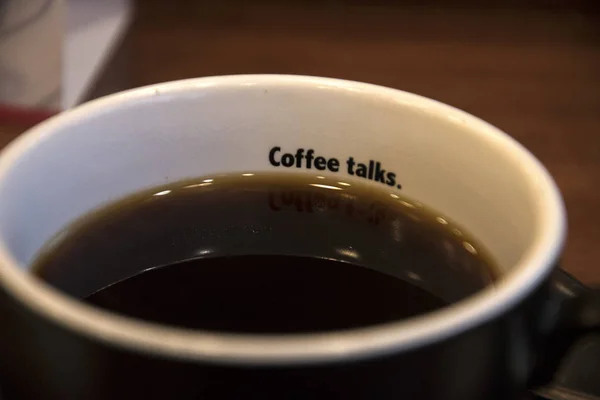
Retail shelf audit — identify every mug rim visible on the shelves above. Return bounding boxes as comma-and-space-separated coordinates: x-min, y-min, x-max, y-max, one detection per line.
0, 75, 566, 364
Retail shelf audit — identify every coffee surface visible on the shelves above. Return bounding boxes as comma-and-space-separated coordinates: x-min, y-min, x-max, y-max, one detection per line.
32, 173, 498, 333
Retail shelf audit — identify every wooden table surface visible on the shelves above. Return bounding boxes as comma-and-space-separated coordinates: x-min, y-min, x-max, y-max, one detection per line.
2, 1, 599, 283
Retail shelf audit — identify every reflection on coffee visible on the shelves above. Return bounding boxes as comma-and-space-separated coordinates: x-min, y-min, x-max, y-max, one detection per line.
32, 173, 499, 333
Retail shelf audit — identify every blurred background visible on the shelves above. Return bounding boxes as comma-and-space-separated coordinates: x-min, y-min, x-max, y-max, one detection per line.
1, 0, 599, 283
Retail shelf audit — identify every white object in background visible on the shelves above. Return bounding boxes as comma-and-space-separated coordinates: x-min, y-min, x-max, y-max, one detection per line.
0, 0, 63, 110
64, 0, 133, 109
0, 0, 132, 115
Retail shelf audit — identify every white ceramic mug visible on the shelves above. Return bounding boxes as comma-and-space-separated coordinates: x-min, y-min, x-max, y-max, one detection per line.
1, 75, 594, 400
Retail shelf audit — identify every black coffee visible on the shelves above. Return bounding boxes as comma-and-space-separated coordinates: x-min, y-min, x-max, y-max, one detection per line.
32, 173, 498, 333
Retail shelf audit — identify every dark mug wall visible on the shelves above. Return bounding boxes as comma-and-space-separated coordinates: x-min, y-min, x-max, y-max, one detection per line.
0, 76, 592, 399
1, 271, 599, 399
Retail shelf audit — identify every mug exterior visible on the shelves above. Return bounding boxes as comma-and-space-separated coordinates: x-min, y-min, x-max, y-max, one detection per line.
0, 275, 561, 399
0, 75, 566, 399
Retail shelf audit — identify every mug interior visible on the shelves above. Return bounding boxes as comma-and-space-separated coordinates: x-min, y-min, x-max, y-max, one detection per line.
0, 75, 565, 362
